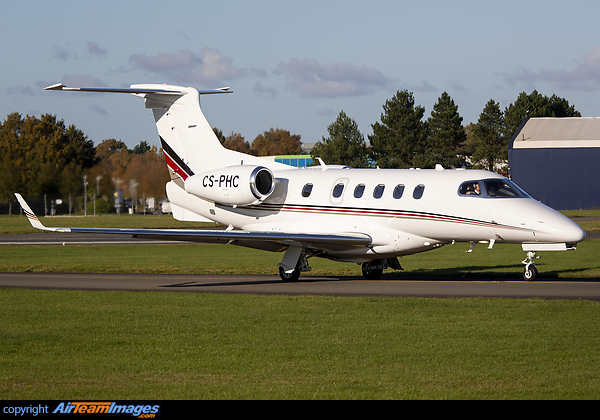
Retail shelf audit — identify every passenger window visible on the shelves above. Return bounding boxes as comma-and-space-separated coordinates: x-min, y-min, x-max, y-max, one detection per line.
413, 184, 425, 199
373, 184, 385, 199
332, 183, 345, 198
393, 184, 405, 199
354, 184, 365, 198
302, 183, 313, 198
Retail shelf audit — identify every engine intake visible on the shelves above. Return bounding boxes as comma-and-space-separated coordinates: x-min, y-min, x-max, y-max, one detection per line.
184, 165, 275, 205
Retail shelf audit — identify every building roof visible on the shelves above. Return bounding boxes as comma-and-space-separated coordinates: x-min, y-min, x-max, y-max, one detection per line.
511, 117, 600, 149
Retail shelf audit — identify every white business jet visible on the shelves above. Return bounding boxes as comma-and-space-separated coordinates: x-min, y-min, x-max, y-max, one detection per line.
15, 83, 586, 282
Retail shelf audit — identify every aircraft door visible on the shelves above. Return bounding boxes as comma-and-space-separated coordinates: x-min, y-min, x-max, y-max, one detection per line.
330, 178, 349, 205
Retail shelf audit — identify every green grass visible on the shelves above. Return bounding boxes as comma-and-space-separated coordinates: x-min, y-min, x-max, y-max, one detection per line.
1, 239, 599, 279
1, 289, 598, 399
1, 212, 599, 400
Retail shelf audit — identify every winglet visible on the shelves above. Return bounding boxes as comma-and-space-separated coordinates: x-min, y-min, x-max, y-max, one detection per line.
14, 193, 67, 232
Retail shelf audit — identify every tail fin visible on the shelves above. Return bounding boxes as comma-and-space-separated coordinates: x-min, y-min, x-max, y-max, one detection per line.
133, 84, 234, 181
44, 83, 289, 184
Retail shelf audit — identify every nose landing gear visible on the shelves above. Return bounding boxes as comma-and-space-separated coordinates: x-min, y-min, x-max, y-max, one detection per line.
522, 251, 539, 281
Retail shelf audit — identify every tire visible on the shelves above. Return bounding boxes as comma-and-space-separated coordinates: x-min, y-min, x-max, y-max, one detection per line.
279, 265, 300, 282
523, 265, 538, 282
362, 261, 383, 280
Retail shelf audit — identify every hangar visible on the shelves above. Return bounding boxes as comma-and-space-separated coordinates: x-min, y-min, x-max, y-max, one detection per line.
508, 117, 600, 210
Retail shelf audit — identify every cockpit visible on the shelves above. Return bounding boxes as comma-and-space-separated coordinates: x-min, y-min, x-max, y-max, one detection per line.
458, 179, 529, 198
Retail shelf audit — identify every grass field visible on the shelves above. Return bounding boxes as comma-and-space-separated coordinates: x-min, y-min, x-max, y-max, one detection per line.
1, 290, 599, 399
1, 213, 599, 399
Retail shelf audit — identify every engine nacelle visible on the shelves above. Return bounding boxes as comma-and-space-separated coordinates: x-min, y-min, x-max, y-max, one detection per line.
184, 165, 275, 205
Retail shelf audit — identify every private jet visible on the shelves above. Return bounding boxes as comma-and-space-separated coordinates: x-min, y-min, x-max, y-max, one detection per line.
15, 83, 586, 281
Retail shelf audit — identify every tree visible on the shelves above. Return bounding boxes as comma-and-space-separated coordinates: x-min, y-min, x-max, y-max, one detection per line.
369, 90, 427, 168
504, 90, 581, 139
471, 99, 506, 172
0, 113, 96, 199
251, 128, 302, 156
419, 92, 467, 168
311, 111, 368, 167
132, 140, 152, 155
222, 132, 253, 155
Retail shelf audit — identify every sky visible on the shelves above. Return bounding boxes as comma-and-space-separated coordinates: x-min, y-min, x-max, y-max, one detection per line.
2, 0, 600, 150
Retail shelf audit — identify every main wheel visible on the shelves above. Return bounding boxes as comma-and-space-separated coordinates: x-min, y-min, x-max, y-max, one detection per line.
362, 261, 383, 280
523, 265, 538, 281
279, 265, 300, 282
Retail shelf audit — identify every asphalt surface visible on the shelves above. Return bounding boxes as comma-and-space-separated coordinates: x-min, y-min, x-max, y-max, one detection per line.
1, 228, 598, 301
1, 272, 599, 301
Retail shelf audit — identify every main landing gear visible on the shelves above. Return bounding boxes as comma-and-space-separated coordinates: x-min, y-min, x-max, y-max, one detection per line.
522, 251, 539, 281
279, 252, 311, 282
278, 250, 402, 282
361, 258, 403, 280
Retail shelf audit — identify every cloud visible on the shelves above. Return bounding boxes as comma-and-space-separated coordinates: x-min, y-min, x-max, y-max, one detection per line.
505, 46, 600, 91
254, 81, 277, 98
6, 85, 34, 95
128, 48, 246, 85
274, 58, 392, 98
89, 104, 109, 117
410, 80, 437, 93
51, 42, 108, 61
87, 42, 107, 57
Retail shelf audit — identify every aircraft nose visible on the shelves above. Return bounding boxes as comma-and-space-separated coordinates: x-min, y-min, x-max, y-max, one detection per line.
550, 216, 586, 244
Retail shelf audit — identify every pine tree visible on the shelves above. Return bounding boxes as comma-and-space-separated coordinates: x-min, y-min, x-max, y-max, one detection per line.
504, 90, 581, 139
471, 100, 505, 172
311, 111, 368, 167
419, 92, 467, 168
369, 90, 427, 168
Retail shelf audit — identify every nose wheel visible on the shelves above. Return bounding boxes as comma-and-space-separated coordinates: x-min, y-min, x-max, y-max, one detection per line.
522, 251, 539, 281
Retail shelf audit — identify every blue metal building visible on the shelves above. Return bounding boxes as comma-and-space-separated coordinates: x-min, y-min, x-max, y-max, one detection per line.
508, 117, 600, 210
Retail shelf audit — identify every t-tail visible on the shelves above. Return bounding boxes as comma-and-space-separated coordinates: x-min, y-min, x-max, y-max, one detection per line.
44, 83, 289, 222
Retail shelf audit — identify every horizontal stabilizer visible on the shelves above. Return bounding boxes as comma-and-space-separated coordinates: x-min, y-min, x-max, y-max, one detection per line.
44, 83, 232, 96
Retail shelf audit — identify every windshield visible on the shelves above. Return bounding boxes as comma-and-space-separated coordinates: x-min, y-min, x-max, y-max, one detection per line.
484, 180, 528, 197
459, 179, 529, 198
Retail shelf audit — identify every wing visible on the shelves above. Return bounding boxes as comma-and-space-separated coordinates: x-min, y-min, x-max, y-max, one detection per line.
14, 194, 371, 252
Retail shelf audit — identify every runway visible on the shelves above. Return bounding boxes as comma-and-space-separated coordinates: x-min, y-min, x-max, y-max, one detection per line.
1, 271, 599, 301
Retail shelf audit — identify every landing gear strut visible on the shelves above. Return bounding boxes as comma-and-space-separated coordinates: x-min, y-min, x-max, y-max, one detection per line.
522, 251, 539, 281
278, 251, 311, 282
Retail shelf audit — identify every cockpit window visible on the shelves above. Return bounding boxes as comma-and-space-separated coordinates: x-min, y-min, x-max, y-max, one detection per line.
484, 180, 524, 197
459, 181, 481, 196
459, 179, 529, 198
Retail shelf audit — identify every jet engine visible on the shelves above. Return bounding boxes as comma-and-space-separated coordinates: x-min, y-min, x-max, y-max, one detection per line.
184, 165, 275, 205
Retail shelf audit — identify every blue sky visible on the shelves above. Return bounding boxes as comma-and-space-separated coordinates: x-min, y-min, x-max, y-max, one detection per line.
2, 0, 600, 149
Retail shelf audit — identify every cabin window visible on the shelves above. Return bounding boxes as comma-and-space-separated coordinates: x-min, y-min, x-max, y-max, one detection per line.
393, 184, 405, 199
302, 183, 313, 198
373, 184, 385, 199
332, 183, 345, 198
413, 184, 425, 199
354, 184, 365, 198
